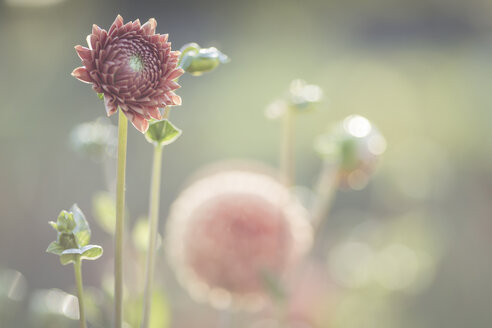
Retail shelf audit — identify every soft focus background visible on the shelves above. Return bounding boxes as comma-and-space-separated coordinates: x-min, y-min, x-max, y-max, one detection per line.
1, 0, 491, 327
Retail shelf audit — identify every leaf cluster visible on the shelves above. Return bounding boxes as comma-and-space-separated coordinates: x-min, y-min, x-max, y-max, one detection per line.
46, 204, 103, 265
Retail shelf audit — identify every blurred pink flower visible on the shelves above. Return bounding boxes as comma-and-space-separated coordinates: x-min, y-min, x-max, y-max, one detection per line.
72, 15, 183, 133
285, 261, 337, 327
166, 167, 313, 310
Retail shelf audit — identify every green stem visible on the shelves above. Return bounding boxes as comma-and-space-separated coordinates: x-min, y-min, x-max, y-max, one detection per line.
115, 110, 128, 328
162, 107, 171, 119
311, 161, 339, 238
74, 258, 87, 328
280, 107, 295, 187
141, 145, 163, 328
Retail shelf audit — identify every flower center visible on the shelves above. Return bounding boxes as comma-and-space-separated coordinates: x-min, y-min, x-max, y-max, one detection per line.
128, 54, 145, 72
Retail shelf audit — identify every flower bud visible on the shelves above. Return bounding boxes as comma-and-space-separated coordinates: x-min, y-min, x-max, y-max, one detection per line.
265, 80, 323, 119
46, 204, 103, 265
179, 43, 229, 76
288, 79, 323, 110
315, 115, 386, 189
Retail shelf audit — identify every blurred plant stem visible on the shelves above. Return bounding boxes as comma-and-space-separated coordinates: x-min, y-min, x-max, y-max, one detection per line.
218, 309, 232, 328
115, 109, 128, 328
311, 161, 339, 237
141, 144, 163, 328
73, 257, 87, 328
280, 106, 295, 186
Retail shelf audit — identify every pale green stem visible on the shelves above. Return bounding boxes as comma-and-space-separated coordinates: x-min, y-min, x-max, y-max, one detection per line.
311, 161, 340, 237
280, 107, 295, 187
74, 257, 87, 328
141, 145, 163, 328
162, 107, 171, 119
115, 110, 128, 328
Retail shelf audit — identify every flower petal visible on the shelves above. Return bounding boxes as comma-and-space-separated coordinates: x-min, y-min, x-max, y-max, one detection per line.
109, 15, 124, 35
141, 18, 157, 35
167, 80, 181, 90
148, 107, 162, 120
75, 45, 92, 61
126, 112, 149, 133
168, 92, 182, 106
86, 34, 98, 50
71, 67, 92, 83
167, 68, 184, 80
92, 24, 104, 38
104, 94, 118, 116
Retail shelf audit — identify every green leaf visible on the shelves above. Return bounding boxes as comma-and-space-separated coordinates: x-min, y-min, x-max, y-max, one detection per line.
92, 192, 116, 234
97, 93, 104, 100
80, 245, 103, 261
59, 251, 78, 265
47, 205, 103, 266
144, 119, 182, 147
60, 245, 103, 264
71, 204, 91, 247
49, 221, 58, 231
46, 241, 64, 255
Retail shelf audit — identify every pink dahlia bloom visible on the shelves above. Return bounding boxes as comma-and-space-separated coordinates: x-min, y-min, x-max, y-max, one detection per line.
166, 165, 313, 310
72, 15, 183, 133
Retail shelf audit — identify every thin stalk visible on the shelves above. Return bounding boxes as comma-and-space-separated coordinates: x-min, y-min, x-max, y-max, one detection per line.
311, 161, 340, 236
115, 110, 128, 328
73, 257, 87, 328
162, 107, 171, 119
141, 145, 163, 328
280, 107, 295, 186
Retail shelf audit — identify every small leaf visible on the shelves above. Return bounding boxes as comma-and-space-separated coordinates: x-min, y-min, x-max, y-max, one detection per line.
60, 245, 103, 264
80, 245, 103, 261
71, 204, 91, 247
59, 251, 79, 265
49, 221, 58, 231
46, 241, 64, 255
144, 119, 182, 147
97, 93, 104, 100
47, 205, 102, 266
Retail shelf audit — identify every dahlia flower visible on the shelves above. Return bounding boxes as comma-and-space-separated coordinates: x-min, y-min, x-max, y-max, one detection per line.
166, 166, 313, 310
72, 15, 183, 133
